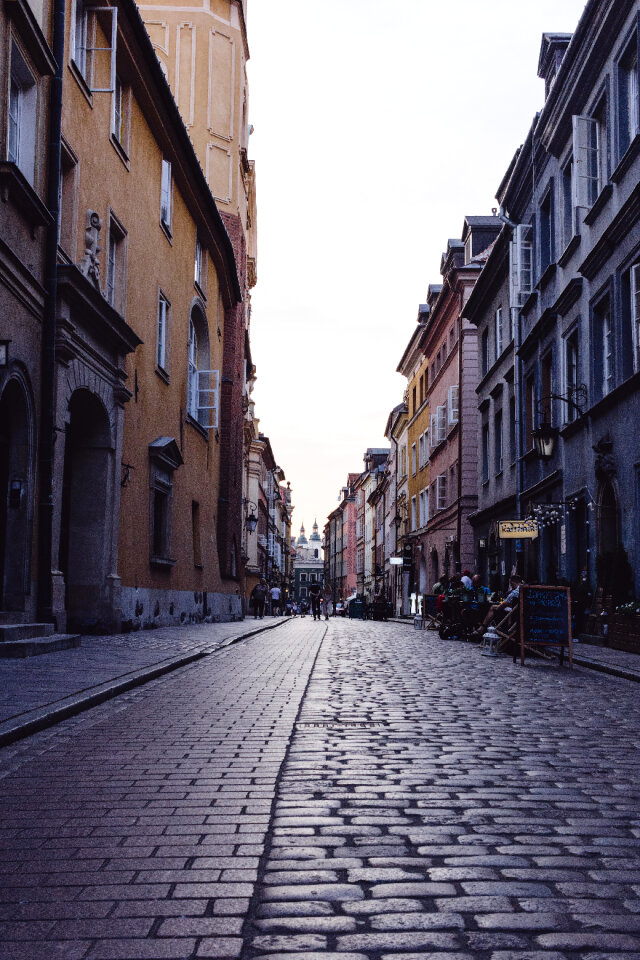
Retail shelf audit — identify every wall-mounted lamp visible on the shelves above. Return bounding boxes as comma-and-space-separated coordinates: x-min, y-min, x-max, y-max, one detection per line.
244, 499, 258, 534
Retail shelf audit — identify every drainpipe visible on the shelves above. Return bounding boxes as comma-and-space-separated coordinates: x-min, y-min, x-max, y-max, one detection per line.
38, 0, 65, 623
498, 208, 524, 576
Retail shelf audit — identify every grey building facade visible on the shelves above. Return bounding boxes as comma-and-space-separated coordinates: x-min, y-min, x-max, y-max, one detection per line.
465, 0, 640, 603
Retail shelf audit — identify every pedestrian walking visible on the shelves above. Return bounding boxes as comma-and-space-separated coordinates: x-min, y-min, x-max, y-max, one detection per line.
321, 584, 331, 620
250, 578, 268, 619
269, 584, 281, 616
309, 582, 322, 620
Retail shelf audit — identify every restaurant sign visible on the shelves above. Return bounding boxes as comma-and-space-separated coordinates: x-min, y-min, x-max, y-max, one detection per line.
498, 519, 539, 539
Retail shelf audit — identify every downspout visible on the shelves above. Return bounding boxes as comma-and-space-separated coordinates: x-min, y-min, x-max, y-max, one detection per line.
456, 299, 463, 572
498, 208, 524, 575
38, 0, 65, 623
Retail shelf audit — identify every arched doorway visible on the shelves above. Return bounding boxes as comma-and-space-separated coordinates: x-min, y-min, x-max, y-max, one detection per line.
0, 379, 34, 612
59, 391, 112, 631
598, 481, 618, 558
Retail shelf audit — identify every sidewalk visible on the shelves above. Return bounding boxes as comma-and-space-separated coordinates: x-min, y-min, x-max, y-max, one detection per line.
0, 616, 288, 747
389, 615, 640, 682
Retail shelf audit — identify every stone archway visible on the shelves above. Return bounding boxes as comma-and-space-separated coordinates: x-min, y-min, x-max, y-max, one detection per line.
59, 390, 113, 631
0, 377, 35, 612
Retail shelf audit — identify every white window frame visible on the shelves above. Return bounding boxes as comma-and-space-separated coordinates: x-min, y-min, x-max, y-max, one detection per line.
437, 404, 447, 442
73, 3, 117, 92
436, 474, 447, 511
509, 223, 533, 308
573, 108, 606, 210
411, 443, 416, 476
423, 429, 429, 463
495, 307, 503, 359
187, 319, 219, 429
411, 496, 417, 532
418, 435, 424, 470
161, 158, 172, 233
194, 237, 204, 290
8, 42, 37, 185
602, 306, 613, 396
157, 292, 169, 373
448, 385, 459, 425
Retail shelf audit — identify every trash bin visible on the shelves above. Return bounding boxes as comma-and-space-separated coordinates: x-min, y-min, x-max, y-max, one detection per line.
349, 599, 365, 620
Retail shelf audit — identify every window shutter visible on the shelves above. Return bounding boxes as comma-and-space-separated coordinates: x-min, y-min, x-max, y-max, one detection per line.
509, 224, 533, 307
448, 385, 459, 424
430, 414, 437, 448
436, 474, 447, 511
437, 404, 446, 442
572, 114, 597, 209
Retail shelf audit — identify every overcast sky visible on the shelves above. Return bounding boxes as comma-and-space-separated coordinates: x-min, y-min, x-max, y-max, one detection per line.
246, 0, 588, 540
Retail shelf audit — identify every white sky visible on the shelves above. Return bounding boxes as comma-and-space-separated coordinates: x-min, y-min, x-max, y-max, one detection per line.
246, 0, 587, 539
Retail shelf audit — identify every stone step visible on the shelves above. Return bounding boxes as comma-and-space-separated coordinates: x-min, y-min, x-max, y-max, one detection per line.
0, 634, 81, 659
0, 623, 56, 643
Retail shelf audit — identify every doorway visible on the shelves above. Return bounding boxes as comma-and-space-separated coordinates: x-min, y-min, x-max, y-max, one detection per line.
59, 391, 112, 631
0, 379, 33, 612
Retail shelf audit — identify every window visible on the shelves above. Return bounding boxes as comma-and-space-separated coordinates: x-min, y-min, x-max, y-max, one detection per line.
301, 573, 307, 582
192, 501, 202, 566
187, 308, 219, 429
573, 99, 608, 209
7, 42, 37, 185
419, 374, 424, 406
111, 74, 130, 152
481, 328, 489, 376
442, 339, 448, 362
482, 423, 489, 483
448, 385, 459, 425
148, 439, 182, 565
419, 489, 428, 528
161, 158, 172, 233
194, 237, 204, 291
541, 352, 553, 424
561, 154, 575, 247
495, 307, 504, 359
411, 443, 416, 476
494, 409, 503, 475
423, 429, 429, 462
437, 404, 447, 443
400, 445, 407, 477
617, 38, 639, 160
592, 294, 614, 399
412, 385, 417, 413
157, 292, 170, 374
418, 435, 424, 470
106, 213, 126, 313
436, 474, 447, 511
624, 263, 640, 373
565, 331, 579, 422
539, 185, 554, 274
411, 496, 417, 532
525, 374, 536, 451
509, 394, 517, 464
73, 0, 89, 77
509, 223, 533, 306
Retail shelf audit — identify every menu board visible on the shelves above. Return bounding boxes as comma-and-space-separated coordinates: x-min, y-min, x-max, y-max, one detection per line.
519, 584, 572, 667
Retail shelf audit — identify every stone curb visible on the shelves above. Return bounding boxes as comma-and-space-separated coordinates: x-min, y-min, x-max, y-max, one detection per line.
0, 618, 291, 749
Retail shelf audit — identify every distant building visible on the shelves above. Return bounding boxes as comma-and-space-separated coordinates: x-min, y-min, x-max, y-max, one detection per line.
292, 522, 324, 604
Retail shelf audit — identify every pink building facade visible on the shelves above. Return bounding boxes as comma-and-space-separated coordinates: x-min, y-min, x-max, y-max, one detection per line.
424, 219, 501, 584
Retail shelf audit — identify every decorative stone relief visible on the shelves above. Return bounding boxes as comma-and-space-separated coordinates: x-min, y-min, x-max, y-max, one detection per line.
593, 433, 616, 482
78, 210, 102, 289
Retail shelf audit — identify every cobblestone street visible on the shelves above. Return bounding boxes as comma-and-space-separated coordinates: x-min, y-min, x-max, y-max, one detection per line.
2, 619, 640, 959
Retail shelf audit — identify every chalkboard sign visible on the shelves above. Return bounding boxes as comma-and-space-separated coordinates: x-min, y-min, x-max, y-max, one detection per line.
519, 584, 573, 667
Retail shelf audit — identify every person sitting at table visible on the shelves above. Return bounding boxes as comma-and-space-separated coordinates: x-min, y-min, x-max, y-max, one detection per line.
472, 574, 524, 639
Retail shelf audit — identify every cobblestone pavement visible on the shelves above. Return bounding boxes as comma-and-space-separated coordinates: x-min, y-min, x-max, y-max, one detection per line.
1, 619, 640, 959
0, 618, 288, 739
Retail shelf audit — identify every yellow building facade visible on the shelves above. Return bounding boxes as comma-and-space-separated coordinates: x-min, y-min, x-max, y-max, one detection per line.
49, 0, 244, 630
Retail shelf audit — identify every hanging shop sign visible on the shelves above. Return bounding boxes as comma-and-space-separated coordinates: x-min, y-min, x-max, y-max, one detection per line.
498, 520, 539, 539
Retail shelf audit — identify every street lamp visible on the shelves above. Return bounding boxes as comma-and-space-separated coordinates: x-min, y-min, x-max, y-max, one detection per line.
244, 499, 258, 534
533, 386, 588, 461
